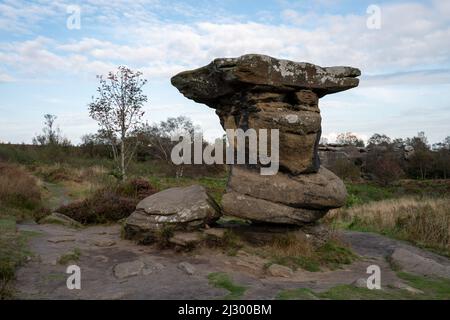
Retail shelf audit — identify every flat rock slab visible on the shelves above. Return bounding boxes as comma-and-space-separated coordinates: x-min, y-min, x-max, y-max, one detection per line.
113, 260, 145, 279
47, 236, 76, 243
390, 248, 450, 279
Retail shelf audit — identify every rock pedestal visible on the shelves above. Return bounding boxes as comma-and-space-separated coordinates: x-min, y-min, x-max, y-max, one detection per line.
171, 54, 360, 226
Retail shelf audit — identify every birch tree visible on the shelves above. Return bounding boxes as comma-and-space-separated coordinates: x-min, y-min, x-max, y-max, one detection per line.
88, 66, 147, 180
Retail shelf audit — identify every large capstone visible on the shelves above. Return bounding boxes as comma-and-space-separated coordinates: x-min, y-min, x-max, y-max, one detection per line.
171, 54, 360, 226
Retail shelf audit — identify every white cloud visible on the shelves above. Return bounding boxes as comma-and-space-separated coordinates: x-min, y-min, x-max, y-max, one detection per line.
362, 69, 450, 87
0, 72, 14, 82
1, 0, 450, 144
2, 1, 450, 81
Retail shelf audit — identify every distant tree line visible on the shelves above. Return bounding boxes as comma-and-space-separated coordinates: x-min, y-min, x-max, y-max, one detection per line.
324, 131, 450, 183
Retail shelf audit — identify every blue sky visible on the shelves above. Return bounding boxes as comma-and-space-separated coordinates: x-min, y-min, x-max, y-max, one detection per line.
1, 0, 449, 144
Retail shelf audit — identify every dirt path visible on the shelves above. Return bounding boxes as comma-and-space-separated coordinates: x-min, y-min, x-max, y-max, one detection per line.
13, 222, 449, 300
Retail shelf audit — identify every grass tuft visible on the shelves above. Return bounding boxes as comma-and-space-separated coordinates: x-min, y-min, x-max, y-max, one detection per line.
276, 272, 450, 300
57, 248, 81, 265
252, 233, 357, 272
207, 272, 247, 300
0, 218, 40, 299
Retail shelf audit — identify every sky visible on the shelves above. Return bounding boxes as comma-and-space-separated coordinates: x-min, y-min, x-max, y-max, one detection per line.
0, 0, 449, 145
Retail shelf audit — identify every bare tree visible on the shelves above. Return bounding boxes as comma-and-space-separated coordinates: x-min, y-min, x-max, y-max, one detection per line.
140, 116, 196, 177
88, 66, 147, 180
336, 132, 365, 147
368, 133, 391, 146
33, 114, 71, 146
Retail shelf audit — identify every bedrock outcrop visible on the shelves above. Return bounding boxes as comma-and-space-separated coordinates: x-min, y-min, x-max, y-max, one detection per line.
171, 54, 360, 225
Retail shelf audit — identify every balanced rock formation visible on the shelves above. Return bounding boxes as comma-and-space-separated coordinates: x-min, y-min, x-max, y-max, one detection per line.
171, 54, 360, 225
124, 185, 221, 242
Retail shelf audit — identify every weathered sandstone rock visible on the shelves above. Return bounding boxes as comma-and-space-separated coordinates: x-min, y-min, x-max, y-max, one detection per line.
40, 212, 83, 228
222, 192, 327, 225
389, 248, 450, 279
171, 54, 360, 226
228, 166, 347, 210
171, 54, 360, 102
124, 185, 221, 242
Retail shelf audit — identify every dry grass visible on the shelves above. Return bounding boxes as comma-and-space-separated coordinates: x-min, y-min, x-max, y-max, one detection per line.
327, 197, 450, 256
0, 162, 42, 216
32, 163, 108, 184
251, 232, 357, 272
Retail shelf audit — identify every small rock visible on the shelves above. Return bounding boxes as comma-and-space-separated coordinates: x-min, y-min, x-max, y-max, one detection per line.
235, 250, 269, 272
266, 264, 293, 278
142, 268, 153, 276
393, 282, 424, 295
47, 236, 76, 243
169, 231, 203, 248
93, 255, 109, 263
39, 255, 57, 265
203, 228, 226, 240
40, 212, 82, 228
178, 262, 196, 275
140, 257, 165, 275
113, 260, 144, 279
94, 239, 116, 247
352, 278, 368, 289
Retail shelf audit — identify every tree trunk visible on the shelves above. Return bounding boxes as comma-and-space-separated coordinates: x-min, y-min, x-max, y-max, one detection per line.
121, 139, 126, 180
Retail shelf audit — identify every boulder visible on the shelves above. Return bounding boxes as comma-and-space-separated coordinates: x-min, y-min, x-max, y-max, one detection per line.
227, 166, 347, 210
266, 264, 294, 278
222, 192, 327, 225
124, 185, 221, 242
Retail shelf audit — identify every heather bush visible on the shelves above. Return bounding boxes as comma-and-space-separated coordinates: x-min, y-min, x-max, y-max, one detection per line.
56, 178, 156, 224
